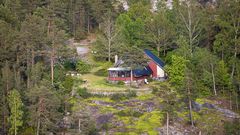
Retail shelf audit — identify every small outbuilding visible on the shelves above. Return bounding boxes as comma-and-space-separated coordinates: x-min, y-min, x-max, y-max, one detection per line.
144, 49, 166, 80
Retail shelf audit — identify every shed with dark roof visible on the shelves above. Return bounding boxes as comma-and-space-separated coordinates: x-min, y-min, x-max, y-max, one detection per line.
144, 49, 166, 79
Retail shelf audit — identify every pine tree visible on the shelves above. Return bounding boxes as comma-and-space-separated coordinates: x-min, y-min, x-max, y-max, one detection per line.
27, 80, 62, 135
214, 0, 240, 79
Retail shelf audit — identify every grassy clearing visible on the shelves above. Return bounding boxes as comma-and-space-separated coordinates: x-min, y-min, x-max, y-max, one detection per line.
76, 62, 151, 93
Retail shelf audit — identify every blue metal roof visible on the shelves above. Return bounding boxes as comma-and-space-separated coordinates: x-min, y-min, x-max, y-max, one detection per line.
144, 49, 165, 67
133, 66, 152, 77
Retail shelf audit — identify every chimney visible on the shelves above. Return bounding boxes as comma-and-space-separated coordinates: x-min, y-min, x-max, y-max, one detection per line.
115, 55, 118, 64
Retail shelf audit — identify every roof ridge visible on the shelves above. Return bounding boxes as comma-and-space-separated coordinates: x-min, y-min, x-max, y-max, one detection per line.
144, 49, 165, 68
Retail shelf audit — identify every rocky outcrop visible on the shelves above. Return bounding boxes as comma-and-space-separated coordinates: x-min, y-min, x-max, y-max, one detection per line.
193, 101, 240, 119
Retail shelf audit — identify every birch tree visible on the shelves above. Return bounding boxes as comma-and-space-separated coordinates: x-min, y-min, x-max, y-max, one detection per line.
101, 11, 118, 62
146, 11, 175, 56
175, 0, 203, 56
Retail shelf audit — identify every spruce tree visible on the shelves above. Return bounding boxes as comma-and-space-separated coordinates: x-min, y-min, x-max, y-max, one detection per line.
7, 89, 23, 135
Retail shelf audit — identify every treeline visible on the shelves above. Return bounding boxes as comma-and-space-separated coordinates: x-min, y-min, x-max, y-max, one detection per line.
93, 0, 240, 126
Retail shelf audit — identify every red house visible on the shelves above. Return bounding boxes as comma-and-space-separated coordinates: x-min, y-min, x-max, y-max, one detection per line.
108, 49, 166, 83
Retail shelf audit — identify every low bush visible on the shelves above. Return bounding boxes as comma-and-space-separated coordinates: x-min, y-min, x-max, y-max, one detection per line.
110, 93, 125, 101
77, 88, 91, 98
126, 90, 137, 97
64, 60, 76, 70
224, 120, 240, 135
62, 76, 74, 92
110, 90, 136, 101
76, 60, 91, 74
94, 62, 112, 77
117, 81, 125, 85
116, 109, 143, 117
151, 87, 159, 94
94, 68, 108, 76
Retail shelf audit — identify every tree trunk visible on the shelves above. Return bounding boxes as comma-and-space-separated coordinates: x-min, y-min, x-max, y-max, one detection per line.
47, 19, 51, 36
188, 4, 193, 56
16, 54, 20, 89
188, 97, 194, 127
163, 43, 166, 57
236, 85, 239, 111
157, 29, 160, 57
51, 53, 54, 85
14, 97, 17, 135
31, 49, 35, 69
166, 112, 169, 135
211, 63, 217, 96
27, 49, 30, 89
230, 91, 232, 110
231, 45, 237, 79
78, 118, 81, 133
130, 70, 133, 86
187, 79, 194, 127
36, 118, 40, 135
221, 50, 224, 61
157, 44, 160, 57
108, 39, 111, 62
87, 15, 90, 34
2, 91, 7, 135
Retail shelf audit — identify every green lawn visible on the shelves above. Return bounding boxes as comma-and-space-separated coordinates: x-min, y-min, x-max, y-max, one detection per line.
76, 62, 151, 93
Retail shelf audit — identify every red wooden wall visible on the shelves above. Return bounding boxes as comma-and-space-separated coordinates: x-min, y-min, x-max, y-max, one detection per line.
148, 60, 157, 78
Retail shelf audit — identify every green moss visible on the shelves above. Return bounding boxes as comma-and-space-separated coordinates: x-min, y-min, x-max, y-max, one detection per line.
116, 109, 143, 117
177, 110, 201, 124
195, 98, 214, 104
135, 111, 163, 134
115, 132, 138, 135
86, 97, 114, 102
192, 111, 201, 122
100, 106, 118, 113
116, 111, 163, 134
177, 110, 189, 121
136, 94, 154, 101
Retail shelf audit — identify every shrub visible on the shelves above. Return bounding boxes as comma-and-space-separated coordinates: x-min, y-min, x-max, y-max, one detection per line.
116, 109, 143, 117
76, 60, 91, 74
20, 127, 34, 135
94, 62, 112, 77
126, 90, 137, 98
117, 81, 125, 85
110, 93, 126, 101
62, 76, 74, 92
94, 69, 108, 76
77, 88, 91, 98
151, 87, 159, 94
110, 91, 136, 101
224, 120, 240, 135
64, 60, 76, 70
